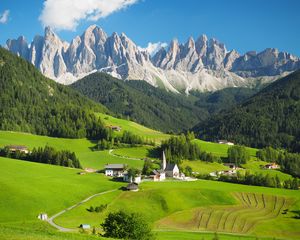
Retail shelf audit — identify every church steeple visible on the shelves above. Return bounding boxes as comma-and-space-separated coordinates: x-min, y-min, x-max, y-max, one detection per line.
161, 151, 167, 171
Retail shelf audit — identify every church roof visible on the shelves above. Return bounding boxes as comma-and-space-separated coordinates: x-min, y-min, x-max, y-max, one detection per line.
165, 163, 177, 171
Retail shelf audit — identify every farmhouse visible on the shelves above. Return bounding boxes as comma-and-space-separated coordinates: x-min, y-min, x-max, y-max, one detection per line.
37, 213, 48, 221
218, 140, 234, 146
105, 164, 126, 177
264, 163, 280, 169
5, 145, 29, 154
223, 163, 237, 169
108, 125, 122, 132
151, 169, 166, 181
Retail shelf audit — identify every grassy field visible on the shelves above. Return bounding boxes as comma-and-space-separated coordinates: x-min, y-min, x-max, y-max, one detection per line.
97, 113, 170, 143
181, 160, 229, 174
193, 139, 258, 159
0, 131, 144, 170
0, 157, 124, 224
0, 130, 299, 240
54, 180, 300, 239
0, 222, 111, 240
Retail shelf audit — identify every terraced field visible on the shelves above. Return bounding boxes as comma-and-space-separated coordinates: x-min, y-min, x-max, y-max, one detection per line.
157, 192, 292, 234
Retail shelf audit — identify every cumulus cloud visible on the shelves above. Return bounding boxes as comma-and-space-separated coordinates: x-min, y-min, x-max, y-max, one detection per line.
139, 42, 168, 56
39, 0, 139, 31
0, 10, 10, 24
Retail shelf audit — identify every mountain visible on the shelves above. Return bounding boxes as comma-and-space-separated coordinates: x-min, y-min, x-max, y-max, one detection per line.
71, 72, 208, 132
0, 47, 109, 138
5, 25, 300, 93
193, 70, 300, 152
71, 72, 259, 133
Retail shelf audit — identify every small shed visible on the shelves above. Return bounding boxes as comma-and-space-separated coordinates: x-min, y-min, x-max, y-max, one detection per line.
80, 224, 91, 230
126, 182, 139, 191
38, 213, 48, 221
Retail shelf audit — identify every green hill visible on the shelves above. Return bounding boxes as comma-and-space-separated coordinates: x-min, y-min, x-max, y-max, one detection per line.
0, 47, 108, 138
193, 70, 300, 152
71, 72, 208, 132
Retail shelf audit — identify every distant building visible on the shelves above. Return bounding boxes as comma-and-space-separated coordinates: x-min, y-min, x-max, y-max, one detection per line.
161, 151, 180, 178
151, 170, 166, 181
80, 224, 91, 230
264, 163, 280, 170
218, 140, 234, 146
126, 182, 139, 191
108, 125, 122, 132
223, 163, 237, 169
219, 169, 236, 176
123, 173, 142, 184
37, 213, 48, 221
150, 151, 180, 181
5, 145, 29, 154
105, 164, 126, 177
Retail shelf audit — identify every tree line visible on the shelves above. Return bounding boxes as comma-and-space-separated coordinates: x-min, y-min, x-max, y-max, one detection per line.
160, 132, 221, 165
96, 130, 155, 150
257, 147, 300, 178
0, 145, 82, 168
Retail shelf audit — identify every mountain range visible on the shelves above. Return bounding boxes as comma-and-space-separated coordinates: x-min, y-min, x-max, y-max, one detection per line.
5, 25, 300, 93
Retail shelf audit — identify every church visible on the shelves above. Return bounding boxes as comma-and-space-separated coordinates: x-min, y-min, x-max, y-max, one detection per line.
161, 151, 180, 178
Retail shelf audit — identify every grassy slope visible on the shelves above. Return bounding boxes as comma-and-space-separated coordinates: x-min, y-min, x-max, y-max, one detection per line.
55, 180, 300, 239
0, 130, 298, 239
0, 157, 123, 224
97, 113, 170, 143
0, 131, 144, 170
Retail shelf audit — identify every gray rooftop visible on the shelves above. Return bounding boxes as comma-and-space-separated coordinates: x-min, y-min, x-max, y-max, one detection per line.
105, 164, 125, 169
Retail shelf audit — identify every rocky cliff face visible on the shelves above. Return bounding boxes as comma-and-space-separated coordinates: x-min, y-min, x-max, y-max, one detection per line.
5, 25, 300, 93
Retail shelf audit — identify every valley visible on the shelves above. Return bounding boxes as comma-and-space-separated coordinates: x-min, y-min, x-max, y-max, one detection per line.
1, 2, 300, 239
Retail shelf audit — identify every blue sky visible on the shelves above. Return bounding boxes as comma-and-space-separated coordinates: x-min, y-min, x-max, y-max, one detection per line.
0, 0, 299, 55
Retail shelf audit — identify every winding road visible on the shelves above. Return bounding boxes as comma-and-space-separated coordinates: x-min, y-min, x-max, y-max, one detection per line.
47, 189, 118, 232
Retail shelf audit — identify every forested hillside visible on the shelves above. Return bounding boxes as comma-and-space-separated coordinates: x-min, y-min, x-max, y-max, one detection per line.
71, 72, 207, 132
0, 47, 108, 138
194, 70, 300, 152
72, 72, 258, 133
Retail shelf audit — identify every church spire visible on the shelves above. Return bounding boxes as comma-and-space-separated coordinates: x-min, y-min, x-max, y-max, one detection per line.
161, 151, 167, 171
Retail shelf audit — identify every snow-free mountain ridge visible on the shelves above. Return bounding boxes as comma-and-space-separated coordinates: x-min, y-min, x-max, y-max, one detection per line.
5, 25, 300, 93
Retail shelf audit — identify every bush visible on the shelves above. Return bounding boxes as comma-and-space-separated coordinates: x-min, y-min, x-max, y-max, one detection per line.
101, 211, 154, 240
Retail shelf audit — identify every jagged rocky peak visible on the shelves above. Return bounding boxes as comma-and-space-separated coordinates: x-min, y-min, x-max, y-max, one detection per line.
4, 24, 300, 92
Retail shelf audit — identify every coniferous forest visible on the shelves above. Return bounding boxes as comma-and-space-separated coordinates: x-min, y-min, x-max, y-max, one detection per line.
0, 48, 109, 139
193, 71, 300, 152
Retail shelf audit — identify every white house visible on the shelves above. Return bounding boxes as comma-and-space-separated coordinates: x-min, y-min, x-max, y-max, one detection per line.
218, 140, 234, 146
38, 213, 48, 221
151, 170, 166, 181
105, 164, 126, 177
123, 173, 142, 184
80, 224, 91, 230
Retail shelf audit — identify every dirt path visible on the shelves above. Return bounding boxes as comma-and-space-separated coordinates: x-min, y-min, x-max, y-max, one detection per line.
47, 189, 118, 232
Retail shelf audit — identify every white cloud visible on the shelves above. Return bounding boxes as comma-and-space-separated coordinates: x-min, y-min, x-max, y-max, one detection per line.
0, 10, 10, 24
39, 0, 139, 31
139, 42, 168, 56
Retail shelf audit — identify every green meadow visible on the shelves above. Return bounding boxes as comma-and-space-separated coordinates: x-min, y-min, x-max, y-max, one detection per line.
97, 113, 170, 143
54, 180, 300, 239
0, 131, 144, 170
0, 130, 299, 240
